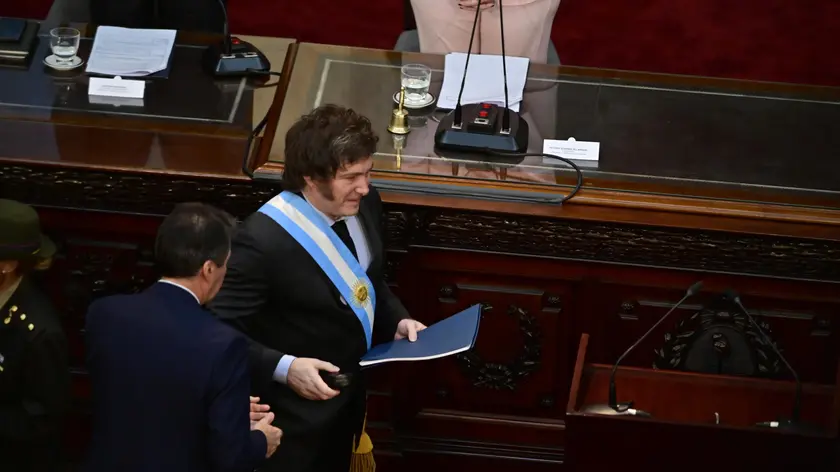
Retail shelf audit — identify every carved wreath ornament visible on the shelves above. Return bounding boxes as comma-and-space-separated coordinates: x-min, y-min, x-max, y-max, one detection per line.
653, 298, 781, 377
456, 304, 542, 391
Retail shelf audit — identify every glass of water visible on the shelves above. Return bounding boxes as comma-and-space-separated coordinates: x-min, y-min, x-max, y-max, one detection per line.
401, 63, 432, 104
49, 27, 81, 64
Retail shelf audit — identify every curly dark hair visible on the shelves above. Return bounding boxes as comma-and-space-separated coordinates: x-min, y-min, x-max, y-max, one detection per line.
282, 105, 379, 191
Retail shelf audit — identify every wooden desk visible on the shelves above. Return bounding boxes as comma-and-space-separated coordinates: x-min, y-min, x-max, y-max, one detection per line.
0, 27, 294, 178
260, 43, 840, 235
2, 38, 840, 472
566, 334, 840, 470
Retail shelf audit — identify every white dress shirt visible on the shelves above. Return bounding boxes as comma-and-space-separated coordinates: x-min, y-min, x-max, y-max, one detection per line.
158, 279, 200, 304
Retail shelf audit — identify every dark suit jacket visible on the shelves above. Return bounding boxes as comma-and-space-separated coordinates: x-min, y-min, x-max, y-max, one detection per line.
209, 187, 409, 437
0, 278, 70, 472
84, 282, 266, 472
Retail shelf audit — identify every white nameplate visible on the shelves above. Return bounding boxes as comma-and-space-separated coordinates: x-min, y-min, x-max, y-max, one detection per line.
88, 76, 145, 99
88, 94, 145, 107
542, 138, 600, 162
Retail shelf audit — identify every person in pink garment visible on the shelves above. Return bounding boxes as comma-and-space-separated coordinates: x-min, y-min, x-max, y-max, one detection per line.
410, 0, 561, 63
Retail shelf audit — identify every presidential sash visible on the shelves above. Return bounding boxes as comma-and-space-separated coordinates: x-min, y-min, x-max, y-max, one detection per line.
258, 191, 375, 349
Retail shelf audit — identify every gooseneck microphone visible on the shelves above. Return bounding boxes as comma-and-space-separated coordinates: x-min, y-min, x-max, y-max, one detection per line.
203, 0, 271, 77
725, 290, 815, 433
217, 0, 232, 55
435, 0, 530, 154
498, 0, 512, 134
583, 281, 704, 417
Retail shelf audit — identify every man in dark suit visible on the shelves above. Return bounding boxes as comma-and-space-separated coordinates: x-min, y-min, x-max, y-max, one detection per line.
0, 200, 70, 472
89, 0, 226, 33
210, 104, 426, 472
84, 203, 282, 472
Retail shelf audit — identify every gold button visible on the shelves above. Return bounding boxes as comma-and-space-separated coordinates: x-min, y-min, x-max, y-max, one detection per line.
0, 365, 4, 372
19, 314, 26, 321
3, 317, 9, 325
28, 323, 34, 331
9, 306, 17, 312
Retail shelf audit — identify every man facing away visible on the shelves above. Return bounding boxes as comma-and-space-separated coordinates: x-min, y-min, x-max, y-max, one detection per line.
84, 203, 282, 472
210, 104, 427, 472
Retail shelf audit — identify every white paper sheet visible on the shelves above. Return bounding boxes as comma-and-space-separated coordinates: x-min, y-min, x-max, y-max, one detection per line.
437, 52, 529, 112
85, 26, 176, 77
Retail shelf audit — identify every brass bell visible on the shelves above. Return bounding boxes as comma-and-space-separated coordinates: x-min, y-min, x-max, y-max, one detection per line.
387, 87, 410, 135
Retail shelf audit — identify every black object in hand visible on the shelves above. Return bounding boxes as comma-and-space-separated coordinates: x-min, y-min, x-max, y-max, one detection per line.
320, 371, 352, 390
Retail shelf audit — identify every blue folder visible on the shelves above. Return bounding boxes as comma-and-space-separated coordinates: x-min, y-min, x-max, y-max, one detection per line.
359, 304, 482, 368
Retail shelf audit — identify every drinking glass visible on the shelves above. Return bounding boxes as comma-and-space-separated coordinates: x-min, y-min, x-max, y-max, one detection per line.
49, 27, 81, 64
401, 64, 432, 103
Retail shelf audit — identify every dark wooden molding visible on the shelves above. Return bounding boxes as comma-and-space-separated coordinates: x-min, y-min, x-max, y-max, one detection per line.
383, 207, 840, 282
4, 164, 840, 282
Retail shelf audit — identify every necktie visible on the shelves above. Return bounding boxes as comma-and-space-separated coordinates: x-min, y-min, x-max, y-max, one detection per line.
332, 220, 358, 261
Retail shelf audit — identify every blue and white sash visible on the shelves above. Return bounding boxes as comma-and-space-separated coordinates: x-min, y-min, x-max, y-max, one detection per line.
258, 191, 375, 349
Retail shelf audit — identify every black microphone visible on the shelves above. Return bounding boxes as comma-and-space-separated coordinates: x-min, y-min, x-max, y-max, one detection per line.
435, 0, 530, 155
203, 0, 271, 77
582, 281, 704, 417
725, 290, 817, 433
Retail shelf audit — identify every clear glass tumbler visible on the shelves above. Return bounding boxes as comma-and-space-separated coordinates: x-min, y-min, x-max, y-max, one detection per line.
401, 63, 432, 103
49, 27, 81, 64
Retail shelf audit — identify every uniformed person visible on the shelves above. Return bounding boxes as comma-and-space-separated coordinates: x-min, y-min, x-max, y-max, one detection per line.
0, 199, 70, 472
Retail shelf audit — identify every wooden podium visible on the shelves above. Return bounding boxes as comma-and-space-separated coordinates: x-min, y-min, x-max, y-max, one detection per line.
566, 334, 840, 471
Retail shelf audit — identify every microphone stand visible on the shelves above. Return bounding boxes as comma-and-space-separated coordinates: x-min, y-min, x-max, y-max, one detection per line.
583, 281, 704, 417
434, 0, 530, 154
202, 0, 270, 76
498, 0, 511, 134
451, 4, 482, 130
726, 290, 817, 434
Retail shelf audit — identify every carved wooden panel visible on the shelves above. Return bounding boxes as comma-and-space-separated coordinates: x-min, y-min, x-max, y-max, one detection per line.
383, 208, 840, 282
0, 164, 278, 219
38, 235, 158, 368
586, 284, 839, 384
399, 273, 571, 422
6, 170, 840, 472
4, 162, 840, 283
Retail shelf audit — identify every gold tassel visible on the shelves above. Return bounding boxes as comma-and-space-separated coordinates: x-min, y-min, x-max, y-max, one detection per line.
350, 413, 375, 472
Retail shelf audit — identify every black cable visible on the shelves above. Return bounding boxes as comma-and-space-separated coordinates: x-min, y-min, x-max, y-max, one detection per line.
487, 150, 584, 204
241, 113, 268, 179
453, 4, 483, 127
240, 69, 283, 179
246, 69, 283, 77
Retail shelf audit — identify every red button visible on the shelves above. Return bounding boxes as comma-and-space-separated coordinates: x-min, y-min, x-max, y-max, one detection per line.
482, 103, 490, 108
232, 38, 240, 44
479, 111, 488, 117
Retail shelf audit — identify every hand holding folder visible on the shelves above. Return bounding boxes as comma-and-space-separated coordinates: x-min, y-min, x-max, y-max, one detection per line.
360, 304, 483, 368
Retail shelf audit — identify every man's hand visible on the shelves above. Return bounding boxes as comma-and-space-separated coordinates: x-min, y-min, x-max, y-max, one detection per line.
395, 319, 427, 342
287, 358, 341, 401
249, 396, 271, 422
251, 412, 282, 458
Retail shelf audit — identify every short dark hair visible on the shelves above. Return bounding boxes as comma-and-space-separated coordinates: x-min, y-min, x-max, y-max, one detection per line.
282, 104, 378, 191
154, 203, 236, 278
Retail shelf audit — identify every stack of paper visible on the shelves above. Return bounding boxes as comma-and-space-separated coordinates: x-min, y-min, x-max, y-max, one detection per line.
437, 52, 530, 112
86, 26, 176, 77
